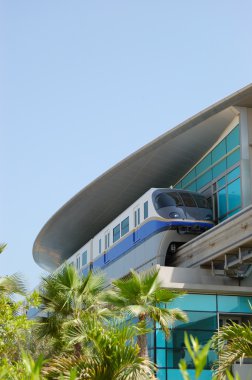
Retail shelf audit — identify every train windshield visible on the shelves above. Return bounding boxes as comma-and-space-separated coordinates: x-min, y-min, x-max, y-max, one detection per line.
155, 191, 209, 209
155, 193, 183, 209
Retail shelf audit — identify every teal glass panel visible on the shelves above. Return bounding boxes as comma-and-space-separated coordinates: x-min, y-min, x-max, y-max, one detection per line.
157, 369, 166, 380
226, 125, 240, 152
196, 170, 212, 190
228, 207, 241, 217
212, 140, 226, 163
167, 369, 212, 380
227, 148, 240, 168
173, 312, 217, 330
227, 178, 241, 211
168, 294, 217, 312
218, 188, 227, 217
212, 159, 226, 179
147, 331, 154, 348
218, 295, 252, 313
156, 329, 166, 347
217, 176, 226, 189
196, 154, 211, 175
167, 348, 174, 367
185, 182, 197, 191
157, 349, 166, 367
148, 349, 155, 362
227, 166, 240, 182
175, 181, 182, 189
182, 168, 196, 187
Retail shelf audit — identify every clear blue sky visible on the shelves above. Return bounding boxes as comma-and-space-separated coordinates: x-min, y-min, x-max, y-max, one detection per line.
1, 0, 252, 290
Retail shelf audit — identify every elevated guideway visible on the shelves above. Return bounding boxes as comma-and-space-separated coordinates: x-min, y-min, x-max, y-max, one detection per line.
169, 205, 252, 279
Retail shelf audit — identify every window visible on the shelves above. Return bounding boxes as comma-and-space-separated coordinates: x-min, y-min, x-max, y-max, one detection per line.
144, 201, 148, 219
99, 238, 102, 254
76, 256, 80, 270
155, 193, 183, 209
134, 208, 140, 227
179, 192, 197, 207
82, 251, 87, 266
121, 217, 129, 236
105, 231, 110, 250
113, 224, 120, 243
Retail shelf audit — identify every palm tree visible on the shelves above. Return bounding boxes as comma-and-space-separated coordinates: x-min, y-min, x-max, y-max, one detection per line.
44, 318, 155, 380
0, 273, 26, 296
104, 267, 188, 358
37, 265, 107, 356
0, 243, 7, 254
212, 320, 252, 379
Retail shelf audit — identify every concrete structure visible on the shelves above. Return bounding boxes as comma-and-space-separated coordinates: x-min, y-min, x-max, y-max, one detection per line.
33, 84, 252, 380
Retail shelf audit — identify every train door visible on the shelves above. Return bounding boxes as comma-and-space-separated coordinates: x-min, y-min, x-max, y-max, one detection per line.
133, 206, 140, 242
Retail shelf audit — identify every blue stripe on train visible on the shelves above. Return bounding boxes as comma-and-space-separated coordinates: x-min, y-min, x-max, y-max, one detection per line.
83, 219, 213, 274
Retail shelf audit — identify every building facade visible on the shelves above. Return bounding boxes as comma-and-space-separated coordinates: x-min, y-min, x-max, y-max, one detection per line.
33, 84, 252, 379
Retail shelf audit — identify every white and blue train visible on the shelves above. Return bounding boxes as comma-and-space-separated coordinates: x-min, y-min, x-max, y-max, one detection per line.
65, 188, 214, 279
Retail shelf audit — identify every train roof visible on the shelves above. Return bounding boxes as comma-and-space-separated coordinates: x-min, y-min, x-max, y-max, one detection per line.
33, 83, 252, 271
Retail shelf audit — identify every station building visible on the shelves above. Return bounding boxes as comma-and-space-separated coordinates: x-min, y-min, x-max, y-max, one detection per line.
33, 84, 252, 379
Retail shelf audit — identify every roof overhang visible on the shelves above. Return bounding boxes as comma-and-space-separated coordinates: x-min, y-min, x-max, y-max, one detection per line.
33, 84, 252, 272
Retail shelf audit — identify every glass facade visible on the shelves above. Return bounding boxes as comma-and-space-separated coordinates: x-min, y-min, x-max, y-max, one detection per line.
175, 125, 242, 223
150, 294, 252, 380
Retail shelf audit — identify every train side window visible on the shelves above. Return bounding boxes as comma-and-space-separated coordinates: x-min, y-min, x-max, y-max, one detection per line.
134, 207, 140, 227
76, 256, 80, 270
113, 224, 120, 243
82, 251, 87, 266
105, 231, 110, 249
99, 238, 102, 254
121, 217, 129, 236
144, 201, 148, 219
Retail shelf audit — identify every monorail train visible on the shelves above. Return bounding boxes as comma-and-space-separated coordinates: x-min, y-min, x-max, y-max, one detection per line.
65, 188, 214, 279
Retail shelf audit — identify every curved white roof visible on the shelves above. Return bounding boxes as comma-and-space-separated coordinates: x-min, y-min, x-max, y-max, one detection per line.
33, 84, 252, 271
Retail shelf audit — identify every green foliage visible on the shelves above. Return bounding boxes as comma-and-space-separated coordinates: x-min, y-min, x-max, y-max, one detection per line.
43, 318, 155, 380
179, 334, 212, 380
178, 333, 241, 380
0, 294, 32, 366
0, 242, 7, 254
212, 320, 252, 379
104, 267, 187, 357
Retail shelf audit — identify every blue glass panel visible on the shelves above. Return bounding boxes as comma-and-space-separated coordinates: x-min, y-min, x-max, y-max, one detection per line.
218, 295, 252, 313
227, 166, 240, 182
217, 176, 226, 189
182, 168, 196, 187
212, 140, 226, 163
157, 368, 166, 380
212, 159, 226, 179
168, 294, 217, 312
175, 182, 182, 189
218, 188, 227, 217
185, 182, 197, 191
157, 349, 166, 367
156, 329, 166, 347
227, 178, 241, 211
167, 369, 212, 380
226, 126, 240, 152
196, 154, 212, 176
227, 148, 240, 168
196, 170, 212, 190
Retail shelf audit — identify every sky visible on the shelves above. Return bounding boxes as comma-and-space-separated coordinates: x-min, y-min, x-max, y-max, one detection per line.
1, 0, 252, 290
